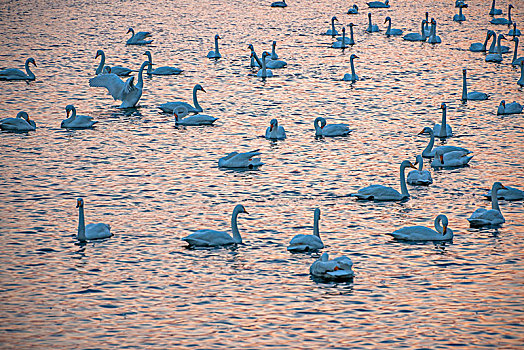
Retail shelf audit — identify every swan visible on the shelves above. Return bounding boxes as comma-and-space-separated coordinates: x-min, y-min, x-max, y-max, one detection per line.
453, 3, 467, 22
487, 33, 509, 54
324, 16, 339, 36
389, 215, 452, 241
424, 13, 431, 36
94, 50, 131, 76
126, 27, 153, 45
250, 45, 287, 69
403, 20, 427, 41
490, 4, 513, 25
511, 37, 524, 66
248, 44, 264, 68
271, 0, 287, 7
332, 27, 347, 49
419, 127, 470, 158
366, 13, 379, 33
367, 0, 389, 8
173, 110, 217, 126
314, 117, 351, 137
469, 30, 494, 52
407, 155, 433, 185
144, 51, 182, 75
489, 0, 502, 15
347, 4, 358, 14
159, 84, 206, 114
350, 160, 417, 201
309, 253, 354, 280
61, 105, 97, 129
427, 19, 442, 44
89, 60, 149, 108
519, 61, 524, 87
265, 118, 286, 139
486, 34, 506, 62
497, 100, 523, 114
76, 198, 112, 242
182, 204, 248, 247
468, 182, 506, 227
343, 54, 359, 82
257, 52, 273, 78
218, 150, 263, 168
207, 34, 222, 59
385, 17, 403, 36
270, 41, 279, 60
462, 68, 488, 101
484, 185, 524, 201
509, 23, 521, 37
287, 208, 324, 252
433, 102, 452, 138
0, 58, 36, 81
0, 111, 36, 132
337, 23, 355, 45
431, 149, 473, 167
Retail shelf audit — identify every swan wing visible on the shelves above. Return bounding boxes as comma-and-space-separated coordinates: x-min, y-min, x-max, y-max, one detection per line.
182, 230, 234, 247
85, 223, 112, 240
352, 185, 402, 200
159, 102, 197, 113
0, 68, 27, 79
407, 170, 433, 185
287, 234, 324, 251
89, 73, 125, 100
178, 115, 217, 126
323, 124, 351, 136
468, 209, 504, 226
0, 117, 35, 131
152, 66, 183, 75
389, 226, 445, 241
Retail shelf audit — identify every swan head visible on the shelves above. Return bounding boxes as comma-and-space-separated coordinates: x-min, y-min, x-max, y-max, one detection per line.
262, 51, 270, 59
462, 68, 467, 75
425, 12, 429, 19
16, 111, 30, 122
247, 44, 254, 51
332, 16, 338, 22
269, 118, 278, 130
368, 12, 372, 18
354, 5, 358, 10
436, 215, 449, 235
76, 198, 84, 208
440, 102, 446, 110
492, 182, 506, 193
314, 208, 321, 221
509, 4, 514, 10
27, 57, 37, 67
95, 50, 104, 59
499, 34, 506, 41
349, 22, 355, 28
500, 100, 506, 108
350, 54, 358, 60
512, 36, 519, 44
314, 117, 326, 129
103, 66, 111, 74
65, 105, 75, 118
272, 41, 277, 47
418, 126, 433, 135
385, 16, 391, 23
414, 154, 423, 165
195, 84, 206, 93
342, 27, 346, 34
215, 34, 221, 40
144, 50, 152, 59
400, 160, 417, 170
234, 204, 249, 215
126, 27, 134, 34
320, 252, 329, 262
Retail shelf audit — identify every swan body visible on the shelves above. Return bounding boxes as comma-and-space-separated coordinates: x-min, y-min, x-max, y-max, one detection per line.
486, 34, 506, 62
174, 111, 217, 126
347, 4, 358, 14
0, 111, 36, 132
324, 16, 339, 36
453, 5, 466, 22
257, 52, 273, 77
126, 27, 152, 45
490, 4, 512, 25
337, 23, 355, 45
351, 160, 417, 201
159, 84, 206, 114
218, 150, 263, 168
484, 185, 524, 201
419, 127, 470, 158
366, 13, 379, 33
385, 17, 403, 36
511, 37, 524, 66
144, 51, 182, 75
76, 198, 111, 242
497, 100, 523, 114
427, 19, 442, 44
343, 54, 359, 82
265, 119, 286, 139
431, 149, 473, 167
489, 0, 502, 15
310, 253, 354, 280
462, 69, 488, 101
182, 205, 248, 247
207, 34, 222, 59
271, 0, 287, 7
61, 105, 97, 129
469, 30, 494, 52
314, 117, 350, 137
508, 23, 521, 36
519, 61, 524, 87
0, 58, 36, 81
390, 215, 452, 241
407, 155, 433, 185
468, 182, 506, 227
403, 20, 427, 41
433, 103, 452, 138
287, 208, 324, 252
367, 0, 389, 8
251, 44, 287, 69
332, 27, 347, 48
487, 34, 509, 53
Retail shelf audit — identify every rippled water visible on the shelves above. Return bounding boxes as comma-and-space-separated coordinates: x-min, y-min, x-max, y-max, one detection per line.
1, 0, 523, 348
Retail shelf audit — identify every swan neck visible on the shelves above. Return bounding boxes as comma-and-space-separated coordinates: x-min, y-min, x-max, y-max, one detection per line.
146, 53, 153, 74
513, 39, 518, 62
490, 0, 495, 11
458, 7, 463, 16
400, 164, 409, 197
497, 35, 502, 55
137, 62, 147, 89
253, 51, 263, 68
96, 51, 105, 75
434, 216, 444, 234
508, 6, 512, 22
440, 107, 447, 137
492, 187, 501, 211
387, 20, 392, 34
78, 206, 86, 241
462, 72, 467, 101
231, 209, 242, 243
350, 57, 355, 76
483, 32, 491, 48
331, 19, 336, 33
350, 25, 354, 40
423, 129, 435, 155
314, 119, 321, 135
214, 36, 220, 55
71, 107, 77, 120
418, 159, 423, 171
192, 86, 202, 111
421, 21, 426, 37
313, 213, 320, 237
25, 60, 34, 78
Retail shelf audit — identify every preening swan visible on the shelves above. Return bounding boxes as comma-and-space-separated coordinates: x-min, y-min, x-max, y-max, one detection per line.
323, 16, 339, 36
427, 19, 442, 44
173, 110, 217, 126
389, 215, 452, 241
347, 4, 358, 14
490, 4, 513, 25
310, 253, 354, 280
497, 100, 523, 114
462, 69, 488, 101
144, 51, 182, 75
367, 0, 389, 8
385, 17, 403, 36
314, 117, 351, 137
508, 23, 521, 37
511, 37, 524, 66
419, 127, 470, 158
453, 3, 467, 22
265, 118, 286, 139
350, 160, 417, 201
0, 58, 36, 81
76, 198, 112, 242
403, 20, 427, 41
519, 61, 524, 87
61, 105, 97, 129
337, 23, 355, 45
407, 155, 433, 185
94, 50, 131, 76
468, 182, 506, 227
89, 60, 150, 108
484, 185, 524, 201
0, 111, 36, 132
207, 34, 222, 59
287, 208, 324, 252
218, 150, 263, 168
485, 34, 506, 62
182, 204, 248, 247
489, 0, 502, 16
469, 30, 494, 52
366, 13, 379, 33
126, 27, 153, 45
257, 52, 274, 78
332, 27, 347, 49
159, 84, 206, 114
433, 103, 452, 138
271, 0, 287, 7
343, 54, 359, 82
431, 149, 473, 167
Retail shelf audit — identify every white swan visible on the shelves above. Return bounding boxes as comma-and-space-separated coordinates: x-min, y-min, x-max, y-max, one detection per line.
367, 0, 389, 8
173, 110, 217, 126
270, 41, 279, 60
250, 44, 287, 69
314, 117, 350, 137
469, 30, 494, 52
0, 58, 36, 81
461, 68, 488, 101
287, 208, 324, 252
207, 34, 222, 59
126, 27, 153, 45
218, 150, 263, 168
407, 155, 433, 185
468, 182, 506, 227
350, 160, 417, 201
519, 61, 524, 87
486, 34, 506, 62
389, 215, 452, 241
257, 52, 273, 78
490, 4, 513, 25
271, 0, 287, 7
366, 13, 379, 33
427, 19, 442, 44
497, 100, 523, 114
347, 4, 358, 14
489, 0, 502, 15
89, 61, 149, 108
487, 33, 509, 54
433, 103, 452, 138
484, 185, 524, 201
343, 54, 359, 82
159, 84, 206, 114
310, 253, 354, 280
453, 3, 467, 22
509, 23, 521, 37
76, 198, 112, 242
332, 27, 347, 49
455, 0, 466, 7
0, 111, 36, 132
265, 118, 286, 139
431, 149, 473, 167
248, 44, 263, 68
419, 127, 470, 158
182, 204, 248, 247
403, 20, 427, 41
94, 50, 131, 76
323, 16, 339, 36
337, 23, 355, 45
511, 37, 524, 66
61, 105, 97, 129
385, 17, 403, 36
144, 51, 182, 75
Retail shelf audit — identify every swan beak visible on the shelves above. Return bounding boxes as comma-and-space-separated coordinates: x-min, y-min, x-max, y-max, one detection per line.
76, 199, 81, 208
418, 129, 425, 135
66, 110, 70, 118
270, 125, 274, 131
320, 125, 324, 129
243, 209, 249, 214
33, 61, 37, 67
201, 87, 207, 93
443, 225, 447, 235
439, 154, 444, 164
502, 101, 506, 107
354, 55, 359, 59
409, 162, 417, 169
501, 185, 507, 190
217, 35, 221, 39
95, 52, 100, 59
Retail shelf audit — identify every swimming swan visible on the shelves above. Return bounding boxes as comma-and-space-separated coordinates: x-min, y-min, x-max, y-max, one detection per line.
385, 17, 403, 36
403, 20, 427, 41
497, 100, 523, 114
343, 54, 359, 82
453, 3, 467, 22
159, 84, 206, 114
461, 68, 488, 101
419, 127, 470, 158
366, 13, 379, 33
287, 208, 324, 252
76, 198, 112, 242
469, 30, 494, 52
511, 37, 524, 66
0, 111, 36, 132
337, 23, 355, 45
407, 155, 433, 185
207, 34, 222, 59
431, 149, 473, 167
468, 182, 506, 226
126, 27, 153, 45
218, 150, 263, 168
0, 58, 36, 81
433, 102, 452, 137
314, 117, 351, 137
257, 52, 274, 77
485, 34, 506, 62
61, 105, 97, 129
389, 214, 452, 241
265, 118, 286, 139
347, 4, 359, 14
271, 0, 287, 7
427, 19, 442, 44
94, 50, 131, 76
490, 4, 513, 25
367, 0, 389, 8
484, 185, 524, 201
310, 253, 354, 280
489, 0, 502, 15
323, 16, 339, 36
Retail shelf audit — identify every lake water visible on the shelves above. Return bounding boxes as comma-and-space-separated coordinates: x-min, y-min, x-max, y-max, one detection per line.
0, 0, 523, 348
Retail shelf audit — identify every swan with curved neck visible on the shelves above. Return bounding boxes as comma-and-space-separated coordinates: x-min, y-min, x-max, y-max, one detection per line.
310, 253, 354, 280
433, 103, 452, 137
248, 44, 264, 68
287, 208, 324, 252
469, 30, 494, 52
407, 155, 433, 185
94, 50, 131, 76
61, 105, 97, 129
159, 84, 206, 114
484, 184, 524, 201
462, 68, 488, 101
403, 20, 427, 41
314, 117, 350, 137
389, 215, 452, 241
343, 54, 359, 82
419, 127, 470, 158
325, 16, 339, 36
468, 182, 506, 226
257, 52, 274, 77
385, 17, 403, 36
347, 4, 358, 14
271, 0, 287, 7
0, 111, 36, 132
366, 13, 379, 33
265, 118, 286, 139
490, 4, 513, 25
218, 150, 263, 168
489, 0, 502, 15
486, 34, 506, 62
126, 27, 153, 45
182, 205, 248, 247
497, 100, 523, 114
511, 37, 524, 66
0, 58, 36, 81
431, 148, 473, 167
207, 34, 222, 59
76, 198, 112, 242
